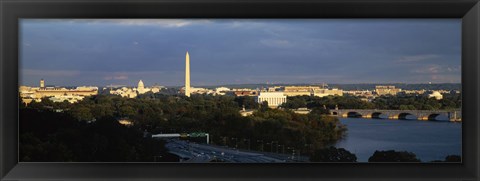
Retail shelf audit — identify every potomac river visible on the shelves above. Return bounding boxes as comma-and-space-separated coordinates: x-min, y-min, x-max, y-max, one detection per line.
335, 117, 462, 162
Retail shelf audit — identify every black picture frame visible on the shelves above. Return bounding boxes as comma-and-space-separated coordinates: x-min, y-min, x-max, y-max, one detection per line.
1, 0, 479, 180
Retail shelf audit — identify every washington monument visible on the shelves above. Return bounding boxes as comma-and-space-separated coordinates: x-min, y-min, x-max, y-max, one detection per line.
185, 51, 191, 97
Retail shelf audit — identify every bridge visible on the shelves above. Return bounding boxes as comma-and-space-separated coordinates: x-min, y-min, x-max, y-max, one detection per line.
331, 109, 461, 122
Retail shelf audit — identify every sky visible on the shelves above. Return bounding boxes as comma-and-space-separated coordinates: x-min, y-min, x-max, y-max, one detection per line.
20, 19, 461, 87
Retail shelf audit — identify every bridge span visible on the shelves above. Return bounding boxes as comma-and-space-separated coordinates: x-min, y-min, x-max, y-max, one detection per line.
331, 109, 461, 122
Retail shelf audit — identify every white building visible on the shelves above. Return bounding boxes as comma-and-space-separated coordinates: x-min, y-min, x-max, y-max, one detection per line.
256, 92, 287, 108
181, 87, 215, 95
109, 80, 163, 98
428, 91, 443, 100
19, 79, 98, 104
49, 95, 85, 103
110, 87, 138, 98
313, 88, 343, 97
215, 87, 231, 95
137, 80, 147, 94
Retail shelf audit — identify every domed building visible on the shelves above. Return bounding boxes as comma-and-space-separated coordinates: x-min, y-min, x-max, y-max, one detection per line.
109, 80, 162, 98
137, 80, 146, 94
428, 91, 443, 100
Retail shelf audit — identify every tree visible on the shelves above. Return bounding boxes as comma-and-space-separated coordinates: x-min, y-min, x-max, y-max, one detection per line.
283, 97, 307, 109
368, 150, 421, 162
92, 104, 115, 119
70, 106, 93, 122
310, 107, 330, 115
118, 105, 136, 118
259, 101, 270, 112
399, 105, 409, 110
234, 96, 259, 109
310, 146, 357, 162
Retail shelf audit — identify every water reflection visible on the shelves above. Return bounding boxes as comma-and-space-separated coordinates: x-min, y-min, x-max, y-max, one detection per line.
336, 118, 461, 162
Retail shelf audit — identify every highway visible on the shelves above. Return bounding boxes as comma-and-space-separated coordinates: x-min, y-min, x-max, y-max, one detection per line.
164, 139, 303, 163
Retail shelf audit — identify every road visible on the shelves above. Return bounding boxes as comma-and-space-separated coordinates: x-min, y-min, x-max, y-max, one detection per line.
164, 139, 307, 163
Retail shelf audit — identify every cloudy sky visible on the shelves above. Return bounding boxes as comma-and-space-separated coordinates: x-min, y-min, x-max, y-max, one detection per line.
20, 19, 461, 87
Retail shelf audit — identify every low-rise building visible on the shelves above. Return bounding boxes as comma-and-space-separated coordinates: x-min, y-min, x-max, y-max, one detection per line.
234, 90, 258, 96
49, 95, 86, 103
293, 108, 311, 114
313, 88, 343, 97
256, 92, 287, 108
239, 107, 255, 117
428, 91, 443, 100
110, 87, 138, 98
283, 86, 317, 96
215, 87, 231, 95
375, 85, 401, 96
109, 80, 163, 98
19, 79, 98, 104
283, 86, 344, 97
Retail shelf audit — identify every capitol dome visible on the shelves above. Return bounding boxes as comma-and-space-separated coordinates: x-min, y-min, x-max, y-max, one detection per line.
138, 80, 144, 89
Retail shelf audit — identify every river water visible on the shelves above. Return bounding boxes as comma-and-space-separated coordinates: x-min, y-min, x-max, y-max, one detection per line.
336, 118, 462, 162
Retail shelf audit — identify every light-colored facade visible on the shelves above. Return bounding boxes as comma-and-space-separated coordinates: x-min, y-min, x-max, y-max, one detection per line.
234, 90, 258, 96
239, 107, 254, 117
375, 85, 402, 96
232, 88, 254, 92
118, 119, 134, 126
267, 86, 282, 92
192, 87, 210, 94
428, 91, 443, 100
313, 88, 343, 97
283, 86, 343, 97
151, 86, 162, 93
283, 86, 318, 96
109, 80, 162, 98
40, 79, 45, 88
137, 80, 147, 94
20, 79, 98, 104
293, 108, 311, 114
215, 87, 231, 95
49, 95, 86, 103
403, 89, 426, 95
256, 92, 287, 108
110, 87, 138, 98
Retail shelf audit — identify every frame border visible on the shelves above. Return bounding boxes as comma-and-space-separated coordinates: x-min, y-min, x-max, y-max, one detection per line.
1, 0, 479, 180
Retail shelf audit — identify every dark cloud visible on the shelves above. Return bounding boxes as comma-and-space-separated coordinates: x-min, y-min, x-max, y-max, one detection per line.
20, 19, 461, 87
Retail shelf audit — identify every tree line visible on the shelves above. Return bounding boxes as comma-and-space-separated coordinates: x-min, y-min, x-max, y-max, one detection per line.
20, 108, 178, 162
281, 93, 461, 110
20, 93, 347, 161
309, 147, 461, 162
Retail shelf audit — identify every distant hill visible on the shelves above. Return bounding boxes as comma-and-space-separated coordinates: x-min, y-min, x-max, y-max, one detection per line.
329, 83, 461, 91
188, 83, 461, 91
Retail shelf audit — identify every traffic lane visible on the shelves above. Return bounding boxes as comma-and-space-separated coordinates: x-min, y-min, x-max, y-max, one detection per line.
165, 139, 287, 162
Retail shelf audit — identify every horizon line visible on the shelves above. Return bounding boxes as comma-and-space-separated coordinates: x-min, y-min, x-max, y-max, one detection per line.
19, 82, 462, 88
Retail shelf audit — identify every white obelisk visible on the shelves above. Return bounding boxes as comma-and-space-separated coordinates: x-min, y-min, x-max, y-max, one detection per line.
185, 51, 191, 97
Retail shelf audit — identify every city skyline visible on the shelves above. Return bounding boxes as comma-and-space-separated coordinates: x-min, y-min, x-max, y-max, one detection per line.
20, 19, 461, 87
